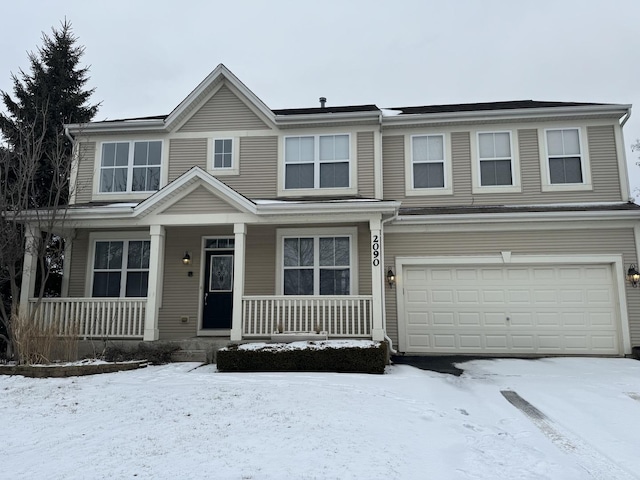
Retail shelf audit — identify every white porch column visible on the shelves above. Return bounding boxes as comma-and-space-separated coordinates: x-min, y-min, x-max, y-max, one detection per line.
370, 217, 385, 341
144, 225, 165, 341
19, 224, 40, 318
230, 222, 246, 341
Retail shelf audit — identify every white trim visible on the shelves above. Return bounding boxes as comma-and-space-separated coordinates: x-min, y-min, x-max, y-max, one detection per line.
405, 133, 453, 196
275, 227, 359, 296
394, 254, 631, 355
615, 122, 631, 201
208, 136, 240, 176
540, 127, 592, 192
471, 130, 521, 194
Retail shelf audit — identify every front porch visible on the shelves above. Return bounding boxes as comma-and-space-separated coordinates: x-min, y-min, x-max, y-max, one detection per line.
28, 295, 374, 340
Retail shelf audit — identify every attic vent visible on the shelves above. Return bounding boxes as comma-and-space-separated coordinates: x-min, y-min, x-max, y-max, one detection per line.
319, 97, 327, 108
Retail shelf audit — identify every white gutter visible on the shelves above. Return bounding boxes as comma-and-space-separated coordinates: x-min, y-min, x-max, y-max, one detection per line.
381, 104, 631, 127
66, 119, 167, 134
274, 110, 381, 125
380, 212, 399, 355
391, 208, 640, 225
621, 106, 632, 128
255, 200, 401, 215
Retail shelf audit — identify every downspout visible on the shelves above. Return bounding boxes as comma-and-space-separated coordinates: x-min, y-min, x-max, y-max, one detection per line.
64, 126, 75, 144
621, 107, 632, 128
380, 212, 399, 355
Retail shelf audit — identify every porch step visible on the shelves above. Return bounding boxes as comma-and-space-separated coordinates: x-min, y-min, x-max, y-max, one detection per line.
171, 349, 207, 363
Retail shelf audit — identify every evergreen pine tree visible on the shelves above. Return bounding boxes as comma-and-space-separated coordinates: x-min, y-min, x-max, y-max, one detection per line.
0, 19, 99, 207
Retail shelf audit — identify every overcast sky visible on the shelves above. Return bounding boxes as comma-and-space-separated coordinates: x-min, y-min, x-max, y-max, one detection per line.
2, 0, 640, 196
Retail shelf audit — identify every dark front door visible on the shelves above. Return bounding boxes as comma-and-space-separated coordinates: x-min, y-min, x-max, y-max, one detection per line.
202, 251, 233, 329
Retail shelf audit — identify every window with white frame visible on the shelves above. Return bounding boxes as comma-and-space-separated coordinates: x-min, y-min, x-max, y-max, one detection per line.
91, 240, 150, 297
412, 135, 445, 188
284, 134, 350, 189
99, 141, 161, 193
546, 128, 583, 184
282, 236, 351, 295
478, 132, 513, 186
213, 139, 233, 169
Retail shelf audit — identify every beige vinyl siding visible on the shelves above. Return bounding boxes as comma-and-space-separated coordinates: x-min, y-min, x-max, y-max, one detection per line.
160, 186, 240, 215
383, 125, 623, 206
383, 228, 639, 347
357, 132, 375, 198
178, 84, 268, 132
382, 136, 404, 201
168, 138, 207, 182
220, 136, 278, 198
68, 230, 90, 296
159, 226, 233, 339
245, 225, 277, 295
588, 125, 621, 197
74, 142, 96, 204
357, 223, 372, 295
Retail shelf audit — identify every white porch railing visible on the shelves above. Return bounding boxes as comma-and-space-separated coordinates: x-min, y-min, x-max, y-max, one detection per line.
242, 295, 373, 338
28, 298, 146, 338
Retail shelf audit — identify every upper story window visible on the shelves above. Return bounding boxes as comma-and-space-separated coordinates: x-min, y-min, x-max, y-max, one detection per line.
539, 127, 592, 192
208, 137, 239, 176
99, 141, 162, 193
471, 130, 521, 194
478, 132, 512, 186
412, 135, 445, 188
546, 128, 583, 184
284, 134, 350, 189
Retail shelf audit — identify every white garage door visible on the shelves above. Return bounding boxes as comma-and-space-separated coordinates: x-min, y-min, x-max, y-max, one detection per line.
401, 264, 620, 355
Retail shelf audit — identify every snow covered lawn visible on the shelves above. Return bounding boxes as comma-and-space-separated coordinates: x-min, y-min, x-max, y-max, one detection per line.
2, 358, 639, 479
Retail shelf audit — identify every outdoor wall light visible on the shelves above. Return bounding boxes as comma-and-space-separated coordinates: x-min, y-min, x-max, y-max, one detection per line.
182, 251, 191, 265
387, 269, 396, 288
627, 264, 640, 287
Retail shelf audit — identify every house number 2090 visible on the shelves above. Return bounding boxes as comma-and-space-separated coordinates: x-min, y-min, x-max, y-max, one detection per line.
372, 235, 380, 266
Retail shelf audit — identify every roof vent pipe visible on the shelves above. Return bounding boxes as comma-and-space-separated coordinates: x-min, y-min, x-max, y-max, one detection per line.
319, 97, 327, 108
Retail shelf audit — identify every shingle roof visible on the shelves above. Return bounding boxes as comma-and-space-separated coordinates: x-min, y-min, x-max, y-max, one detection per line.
398, 202, 640, 216
272, 104, 380, 115
387, 100, 609, 115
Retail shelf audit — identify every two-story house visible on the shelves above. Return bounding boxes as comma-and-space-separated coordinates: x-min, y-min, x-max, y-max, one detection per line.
19, 64, 640, 356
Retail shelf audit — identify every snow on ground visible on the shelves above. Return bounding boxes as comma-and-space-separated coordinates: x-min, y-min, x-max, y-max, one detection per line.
1, 358, 639, 479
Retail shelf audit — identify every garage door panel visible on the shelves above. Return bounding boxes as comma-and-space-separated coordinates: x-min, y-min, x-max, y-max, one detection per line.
401, 263, 620, 355
431, 290, 454, 304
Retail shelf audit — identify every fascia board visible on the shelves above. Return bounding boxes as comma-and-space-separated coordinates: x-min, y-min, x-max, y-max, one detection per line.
275, 111, 381, 125
381, 104, 631, 127
164, 64, 276, 129
66, 120, 167, 134
256, 201, 400, 215
133, 166, 257, 217
392, 209, 640, 225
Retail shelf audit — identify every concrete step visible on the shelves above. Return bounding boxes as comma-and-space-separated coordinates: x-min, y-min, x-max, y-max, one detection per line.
171, 349, 207, 363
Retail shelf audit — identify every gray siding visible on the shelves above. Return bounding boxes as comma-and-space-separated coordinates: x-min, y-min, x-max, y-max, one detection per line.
178, 84, 269, 132
245, 225, 277, 295
589, 125, 621, 197
168, 138, 207, 182
68, 230, 90, 296
159, 226, 233, 340
383, 125, 623, 206
161, 186, 239, 214
357, 131, 375, 198
221, 136, 278, 198
382, 135, 404, 201
383, 228, 639, 348
74, 142, 95, 204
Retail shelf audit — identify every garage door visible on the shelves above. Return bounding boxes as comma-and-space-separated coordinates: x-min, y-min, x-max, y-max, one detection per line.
401, 264, 620, 355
